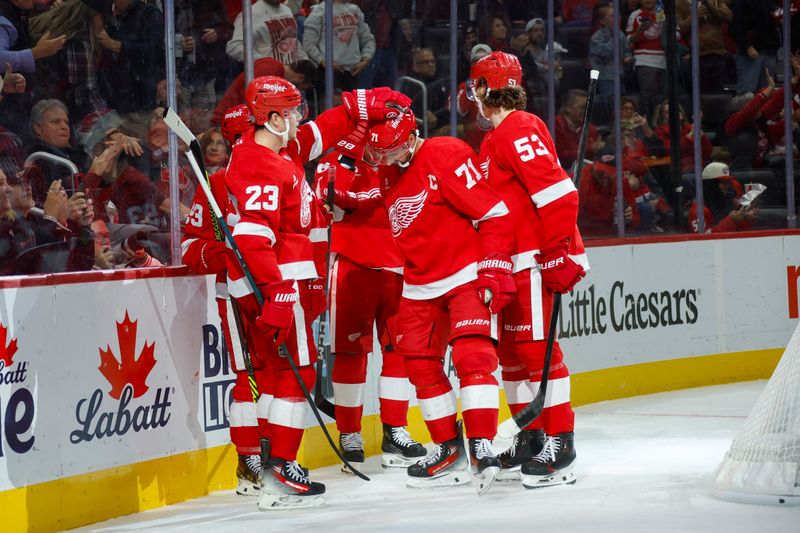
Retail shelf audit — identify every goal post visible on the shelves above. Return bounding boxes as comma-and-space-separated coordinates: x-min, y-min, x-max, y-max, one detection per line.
711, 321, 800, 506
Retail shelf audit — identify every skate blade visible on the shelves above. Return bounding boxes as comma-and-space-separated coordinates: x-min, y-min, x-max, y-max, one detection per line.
235, 477, 261, 497
521, 464, 577, 489
406, 469, 472, 489
382, 452, 423, 468
257, 491, 325, 511
495, 465, 521, 482
475, 466, 500, 496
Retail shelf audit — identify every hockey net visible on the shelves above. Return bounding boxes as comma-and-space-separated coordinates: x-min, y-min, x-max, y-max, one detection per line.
711, 322, 800, 505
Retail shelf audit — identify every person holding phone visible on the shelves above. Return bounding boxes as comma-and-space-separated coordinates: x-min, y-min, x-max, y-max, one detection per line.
626, 0, 665, 118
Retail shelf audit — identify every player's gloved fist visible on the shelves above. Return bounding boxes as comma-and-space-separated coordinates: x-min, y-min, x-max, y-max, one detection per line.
255, 280, 297, 344
305, 277, 327, 319
342, 88, 412, 122
476, 252, 516, 313
535, 244, 585, 293
336, 120, 368, 166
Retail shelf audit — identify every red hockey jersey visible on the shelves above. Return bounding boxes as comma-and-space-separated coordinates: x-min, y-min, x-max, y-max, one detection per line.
181, 169, 230, 298
378, 136, 514, 300
225, 106, 357, 298
313, 152, 403, 271
480, 111, 588, 272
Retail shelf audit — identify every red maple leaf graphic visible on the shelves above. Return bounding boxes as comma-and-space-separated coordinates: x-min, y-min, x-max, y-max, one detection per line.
0, 323, 18, 367
98, 312, 156, 399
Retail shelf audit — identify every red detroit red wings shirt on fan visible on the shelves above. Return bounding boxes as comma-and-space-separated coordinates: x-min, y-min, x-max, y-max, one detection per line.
314, 153, 403, 271
225, 106, 356, 298
480, 111, 588, 271
378, 137, 514, 300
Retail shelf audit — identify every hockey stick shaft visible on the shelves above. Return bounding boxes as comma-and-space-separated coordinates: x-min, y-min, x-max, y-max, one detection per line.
314, 165, 336, 419
164, 108, 368, 480
572, 70, 599, 190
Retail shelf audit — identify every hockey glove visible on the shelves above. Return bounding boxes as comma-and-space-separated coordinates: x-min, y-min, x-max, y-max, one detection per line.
341, 88, 412, 122
477, 253, 516, 314
305, 277, 327, 320
256, 280, 297, 344
535, 244, 586, 294
335, 121, 368, 168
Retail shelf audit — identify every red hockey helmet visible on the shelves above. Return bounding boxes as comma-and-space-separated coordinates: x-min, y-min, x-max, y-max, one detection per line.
467, 51, 523, 101
364, 110, 418, 166
245, 76, 302, 126
220, 104, 252, 143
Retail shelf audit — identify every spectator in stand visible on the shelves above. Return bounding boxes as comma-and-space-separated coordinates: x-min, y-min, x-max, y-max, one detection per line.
303, 0, 375, 91
174, 0, 233, 112
621, 0, 639, 28
26, 99, 81, 204
456, 43, 493, 152
0, 0, 65, 74
620, 96, 664, 155
210, 57, 315, 125
358, 0, 402, 88
199, 126, 229, 174
0, 167, 17, 273
577, 149, 654, 235
562, 0, 597, 26
555, 88, 605, 171
99, 0, 165, 119
480, 12, 527, 53
29, 0, 110, 122
7, 166, 95, 273
689, 161, 757, 233
405, 47, 450, 135
590, 3, 633, 97
652, 99, 712, 172
730, 0, 780, 95
626, 0, 666, 118
676, 0, 732, 94
227, 0, 307, 67
719, 62, 800, 169
0, 0, 66, 133
458, 25, 479, 82
516, 17, 565, 100
146, 109, 195, 213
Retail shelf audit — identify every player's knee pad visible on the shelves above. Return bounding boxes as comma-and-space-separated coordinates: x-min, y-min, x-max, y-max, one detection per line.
451, 336, 498, 379
404, 355, 446, 388
332, 352, 368, 382
273, 365, 316, 398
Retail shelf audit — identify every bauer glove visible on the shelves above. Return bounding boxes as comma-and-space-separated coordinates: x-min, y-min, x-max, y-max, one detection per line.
535, 244, 586, 294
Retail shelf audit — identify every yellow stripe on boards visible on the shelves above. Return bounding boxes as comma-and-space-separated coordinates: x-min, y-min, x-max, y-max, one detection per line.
0, 348, 782, 532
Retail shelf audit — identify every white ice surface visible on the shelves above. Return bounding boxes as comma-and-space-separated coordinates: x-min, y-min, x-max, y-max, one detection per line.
74, 381, 800, 533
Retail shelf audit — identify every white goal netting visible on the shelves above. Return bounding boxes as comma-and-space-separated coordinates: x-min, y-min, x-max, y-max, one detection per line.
711, 322, 800, 506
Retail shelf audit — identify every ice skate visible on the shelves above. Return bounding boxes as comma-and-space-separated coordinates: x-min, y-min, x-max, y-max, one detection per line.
468, 438, 501, 496
407, 423, 470, 488
257, 458, 326, 510
235, 454, 261, 496
339, 432, 365, 474
496, 429, 546, 481
521, 432, 577, 488
381, 424, 427, 468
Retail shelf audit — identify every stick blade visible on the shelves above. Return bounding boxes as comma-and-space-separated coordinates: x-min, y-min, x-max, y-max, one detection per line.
497, 417, 522, 440
162, 107, 193, 146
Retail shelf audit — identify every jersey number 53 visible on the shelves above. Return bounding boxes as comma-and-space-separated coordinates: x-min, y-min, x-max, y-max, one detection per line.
514, 134, 550, 162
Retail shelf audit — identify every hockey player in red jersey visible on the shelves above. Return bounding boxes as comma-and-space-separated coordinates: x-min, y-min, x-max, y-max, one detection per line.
181, 104, 264, 496
468, 51, 588, 488
313, 151, 427, 470
363, 110, 516, 492
225, 76, 412, 509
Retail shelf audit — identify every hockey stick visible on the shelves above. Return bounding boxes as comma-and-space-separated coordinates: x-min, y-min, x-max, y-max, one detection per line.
314, 164, 336, 419
163, 108, 369, 481
497, 70, 598, 439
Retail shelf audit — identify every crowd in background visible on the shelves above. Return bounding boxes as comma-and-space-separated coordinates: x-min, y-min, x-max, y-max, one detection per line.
0, 0, 798, 276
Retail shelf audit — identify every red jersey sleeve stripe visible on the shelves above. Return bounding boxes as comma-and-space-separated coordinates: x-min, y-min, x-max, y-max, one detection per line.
530, 178, 577, 208
227, 275, 254, 298
472, 201, 510, 225
308, 227, 328, 243
181, 238, 199, 258
307, 121, 324, 161
232, 221, 277, 244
